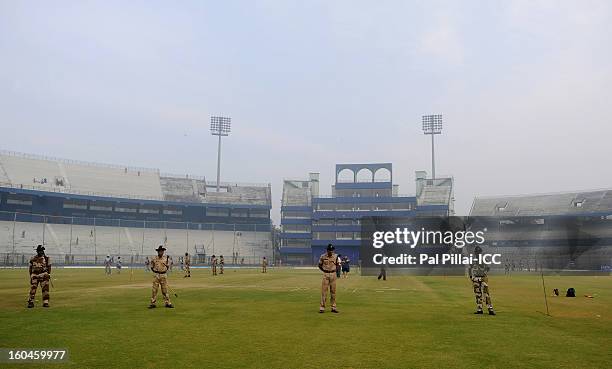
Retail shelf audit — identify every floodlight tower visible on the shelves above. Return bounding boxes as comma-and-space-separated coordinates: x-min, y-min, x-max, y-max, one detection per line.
210, 116, 232, 192
422, 114, 443, 180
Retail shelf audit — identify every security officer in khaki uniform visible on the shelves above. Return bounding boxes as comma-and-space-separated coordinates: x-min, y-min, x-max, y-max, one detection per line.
27, 245, 51, 308
318, 244, 339, 313
183, 252, 191, 278
149, 245, 174, 308
262, 256, 268, 273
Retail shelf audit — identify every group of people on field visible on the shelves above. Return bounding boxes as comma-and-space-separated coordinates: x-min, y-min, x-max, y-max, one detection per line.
26, 243, 494, 317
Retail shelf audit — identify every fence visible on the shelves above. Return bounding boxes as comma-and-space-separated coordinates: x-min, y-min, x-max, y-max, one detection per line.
0, 211, 273, 266
1, 253, 272, 267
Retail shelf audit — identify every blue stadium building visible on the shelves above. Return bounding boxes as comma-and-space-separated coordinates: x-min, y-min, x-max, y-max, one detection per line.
280, 163, 454, 265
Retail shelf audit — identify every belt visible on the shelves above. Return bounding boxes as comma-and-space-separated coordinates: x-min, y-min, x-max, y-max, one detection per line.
323, 270, 336, 273
154, 271, 167, 274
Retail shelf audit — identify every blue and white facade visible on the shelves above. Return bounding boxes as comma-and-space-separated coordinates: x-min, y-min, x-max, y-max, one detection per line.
280, 163, 454, 264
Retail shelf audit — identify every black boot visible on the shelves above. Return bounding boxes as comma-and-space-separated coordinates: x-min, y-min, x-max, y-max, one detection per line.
27, 301, 34, 308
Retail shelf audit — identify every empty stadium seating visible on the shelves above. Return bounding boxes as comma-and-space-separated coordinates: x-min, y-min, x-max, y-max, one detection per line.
470, 190, 612, 216
417, 186, 452, 206
64, 162, 163, 198
0, 151, 273, 265
0, 154, 65, 188
0, 220, 272, 265
160, 176, 201, 202
0, 151, 271, 206
204, 185, 271, 206
283, 187, 312, 206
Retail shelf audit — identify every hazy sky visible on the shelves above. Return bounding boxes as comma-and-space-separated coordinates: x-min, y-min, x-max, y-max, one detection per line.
1, 0, 611, 224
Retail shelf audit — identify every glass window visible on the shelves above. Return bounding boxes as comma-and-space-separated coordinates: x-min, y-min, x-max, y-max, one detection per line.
207, 208, 229, 217
250, 209, 269, 218
336, 232, 353, 240
139, 207, 160, 214
283, 224, 311, 233
7, 198, 32, 206
163, 209, 183, 215
313, 232, 335, 240
336, 219, 353, 226
63, 200, 87, 210
283, 211, 311, 218
231, 209, 248, 217
317, 204, 335, 211
90, 203, 113, 211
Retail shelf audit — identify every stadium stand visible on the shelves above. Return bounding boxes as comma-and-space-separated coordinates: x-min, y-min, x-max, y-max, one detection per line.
415, 174, 454, 208
64, 162, 163, 198
204, 185, 271, 206
0, 153, 65, 188
470, 189, 612, 216
469, 190, 612, 272
282, 182, 313, 207
0, 160, 12, 184
160, 176, 202, 202
0, 151, 273, 265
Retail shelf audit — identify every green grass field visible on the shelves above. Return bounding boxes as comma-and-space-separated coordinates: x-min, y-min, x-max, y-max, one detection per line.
0, 267, 610, 369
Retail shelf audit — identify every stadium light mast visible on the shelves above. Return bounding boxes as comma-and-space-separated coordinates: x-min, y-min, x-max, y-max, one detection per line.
422, 114, 443, 180
210, 116, 232, 192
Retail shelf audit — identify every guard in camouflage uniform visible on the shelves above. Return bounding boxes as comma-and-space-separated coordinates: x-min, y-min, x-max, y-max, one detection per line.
27, 245, 51, 308
183, 252, 191, 278
469, 245, 495, 315
211, 255, 218, 276
318, 244, 339, 313
149, 245, 173, 308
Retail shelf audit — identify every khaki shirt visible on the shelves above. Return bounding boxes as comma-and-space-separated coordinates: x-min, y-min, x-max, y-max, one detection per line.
319, 253, 338, 273
151, 255, 170, 273
30, 255, 50, 274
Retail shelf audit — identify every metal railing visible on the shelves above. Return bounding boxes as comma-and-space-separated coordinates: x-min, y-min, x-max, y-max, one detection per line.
160, 172, 207, 181
313, 194, 415, 198
0, 253, 272, 267
1, 150, 271, 195
0, 181, 272, 205
204, 180, 271, 188
0, 149, 159, 173
0, 181, 166, 201
1, 210, 273, 260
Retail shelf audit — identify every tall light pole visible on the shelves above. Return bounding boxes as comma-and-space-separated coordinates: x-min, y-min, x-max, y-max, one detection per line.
210, 116, 231, 192
422, 114, 443, 180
